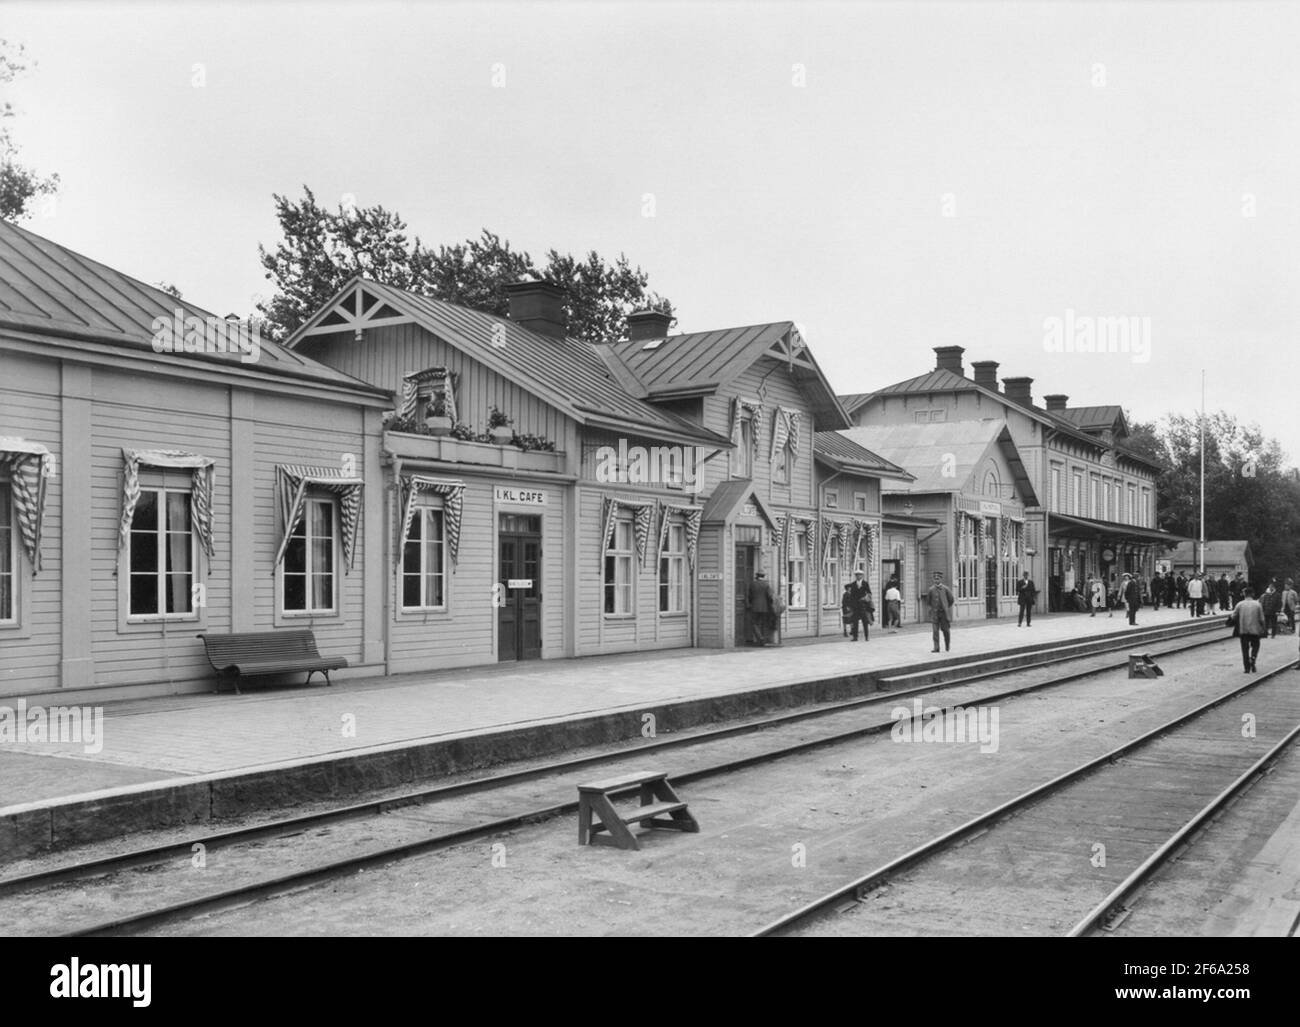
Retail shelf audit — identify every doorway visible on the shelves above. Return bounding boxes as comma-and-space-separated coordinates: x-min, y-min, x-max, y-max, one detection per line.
498, 513, 542, 661
881, 558, 902, 624
734, 541, 759, 646
985, 556, 999, 617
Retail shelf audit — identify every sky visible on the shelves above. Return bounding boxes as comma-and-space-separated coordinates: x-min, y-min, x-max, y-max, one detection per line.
4, 1, 1297, 460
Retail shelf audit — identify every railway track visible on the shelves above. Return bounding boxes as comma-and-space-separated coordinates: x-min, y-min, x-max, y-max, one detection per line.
754, 660, 1300, 937
0, 621, 1231, 937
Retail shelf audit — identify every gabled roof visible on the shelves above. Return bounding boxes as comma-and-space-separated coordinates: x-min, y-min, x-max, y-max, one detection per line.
603, 322, 850, 428
1057, 405, 1128, 435
813, 431, 913, 481
285, 277, 732, 449
837, 392, 875, 415
839, 420, 1039, 506
852, 366, 1162, 472
1168, 540, 1254, 567
0, 220, 386, 396
699, 479, 782, 530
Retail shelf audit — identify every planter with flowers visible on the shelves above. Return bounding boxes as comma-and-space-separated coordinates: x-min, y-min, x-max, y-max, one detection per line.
424, 396, 453, 436
487, 406, 514, 445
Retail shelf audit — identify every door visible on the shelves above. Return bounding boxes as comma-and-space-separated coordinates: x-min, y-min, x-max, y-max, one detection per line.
734, 543, 758, 646
498, 514, 542, 661
881, 558, 902, 623
985, 556, 999, 617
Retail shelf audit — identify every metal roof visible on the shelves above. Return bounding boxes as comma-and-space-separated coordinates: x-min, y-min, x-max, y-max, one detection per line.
1050, 513, 1186, 546
813, 431, 913, 480
839, 421, 1038, 505
603, 321, 850, 428
287, 277, 732, 449
837, 392, 875, 415
1167, 540, 1254, 565
699, 478, 783, 528
1056, 405, 1128, 433
0, 220, 386, 394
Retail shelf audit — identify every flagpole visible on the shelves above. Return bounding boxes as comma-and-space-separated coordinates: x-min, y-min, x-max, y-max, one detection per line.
1199, 370, 1205, 575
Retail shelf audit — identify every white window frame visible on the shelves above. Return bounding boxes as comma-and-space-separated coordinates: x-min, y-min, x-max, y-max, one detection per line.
821, 535, 841, 608
280, 495, 339, 616
126, 484, 199, 622
400, 502, 448, 612
824, 488, 839, 509
958, 514, 979, 600
658, 518, 688, 616
787, 527, 808, 610
1050, 464, 1063, 512
733, 413, 754, 479
604, 512, 635, 617
0, 478, 16, 626
853, 492, 868, 513
1072, 469, 1083, 516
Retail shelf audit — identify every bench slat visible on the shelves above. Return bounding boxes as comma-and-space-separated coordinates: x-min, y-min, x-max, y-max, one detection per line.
578, 770, 667, 793
614, 801, 686, 824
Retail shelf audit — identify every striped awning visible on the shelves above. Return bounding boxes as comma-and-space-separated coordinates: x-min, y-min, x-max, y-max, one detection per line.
117, 449, 216, 558
398, 366, 459, 422
0, 438, 53, 574
729, 397, 764, 449
770, 407, 801, 463
657, 501, 703, 570
601, 496, 654, 568
274, 465, 364, 571
396, 475, 464, 567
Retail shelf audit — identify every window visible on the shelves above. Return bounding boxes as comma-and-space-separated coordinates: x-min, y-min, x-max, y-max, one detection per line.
128, 487, 196, 618
787, 528, 808, 609
1090, 476, 1100, 519
853, 492, 868, 513
1141, 487, 1151, 528
1050, 465, 1062, 512
773, 444, 790, 485
283, 497, 336, 614
822, 535, 841, 607
402, 505, 446, 610
1127, 484, 1137, 525
958, 515, 978, 600
604, 513, 634, 615
983, 469, 1000, 497
0, 481, 13, 623
1000, 520, 1021, 598
824, 489, 839, 509
913, 408, 947, 423
659, 520, 687, 614
1072, 470, 1083, 516
734, 414, 753, 479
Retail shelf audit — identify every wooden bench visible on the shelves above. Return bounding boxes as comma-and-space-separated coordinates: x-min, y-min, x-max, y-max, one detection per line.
577, 769, 699, 851
1128, 652, 1164, 679
197, 630, 348, 694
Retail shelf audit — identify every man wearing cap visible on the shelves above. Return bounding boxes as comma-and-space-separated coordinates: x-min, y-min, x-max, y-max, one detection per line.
846, 569, 873, 641
1016, 570, 1037, 627
1122, 572, 1142, 625
746, 570, 776, 646
927, 571, 955, 653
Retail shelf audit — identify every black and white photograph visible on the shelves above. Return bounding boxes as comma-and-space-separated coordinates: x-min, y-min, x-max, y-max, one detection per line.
0, 0, 1297, 1000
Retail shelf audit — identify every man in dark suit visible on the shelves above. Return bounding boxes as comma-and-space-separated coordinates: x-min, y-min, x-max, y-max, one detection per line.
746, 571, 775, 646
845, 569, 872, 641
1016, 571, 1038, 626
1123, 572, 1141, 625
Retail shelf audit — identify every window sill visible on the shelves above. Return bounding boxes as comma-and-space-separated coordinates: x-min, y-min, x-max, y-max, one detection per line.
658, 612, 688, 619
603, 613, 636, 620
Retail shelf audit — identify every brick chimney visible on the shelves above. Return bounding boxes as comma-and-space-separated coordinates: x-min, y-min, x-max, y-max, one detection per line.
505, 278, 567, 339
970, 361, 999, 391
1043, 394, 1069, 412
1002, 377, 1034, 407
626, 309, 674, 343
933, 346, 965, 376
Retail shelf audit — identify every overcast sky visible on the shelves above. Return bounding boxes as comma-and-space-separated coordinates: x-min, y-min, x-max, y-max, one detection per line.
6, 1, 1296, 460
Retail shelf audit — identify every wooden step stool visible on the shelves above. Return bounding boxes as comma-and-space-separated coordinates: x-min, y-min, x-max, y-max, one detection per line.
577, 770, 699, 851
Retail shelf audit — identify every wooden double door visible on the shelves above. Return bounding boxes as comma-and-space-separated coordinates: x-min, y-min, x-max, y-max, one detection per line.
498, 514, 542, 661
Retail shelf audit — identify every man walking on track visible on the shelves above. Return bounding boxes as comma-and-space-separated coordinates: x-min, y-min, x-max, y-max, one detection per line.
928, 571, 955, 653
1227, 587, 1265, 674
1016, 570, 1037, 626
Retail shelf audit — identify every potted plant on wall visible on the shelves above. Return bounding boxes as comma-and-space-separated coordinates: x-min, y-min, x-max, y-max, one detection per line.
487, 406, 514, 445
424, 396, 453, 436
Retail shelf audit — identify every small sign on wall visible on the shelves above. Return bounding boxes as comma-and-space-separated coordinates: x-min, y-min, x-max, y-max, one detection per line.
507, 579, 533, 589
699, 572, 723, 581
495, 486, 547, 505
979, 500, 1001, 516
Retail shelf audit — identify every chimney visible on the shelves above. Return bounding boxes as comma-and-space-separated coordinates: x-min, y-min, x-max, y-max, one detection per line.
505, 278, 567, 339
626, 308, 674, 343
1043, 394, 1069, 412
970, 360, 999, 391
933, 346, 965, 376
1002, 377, 1034, 407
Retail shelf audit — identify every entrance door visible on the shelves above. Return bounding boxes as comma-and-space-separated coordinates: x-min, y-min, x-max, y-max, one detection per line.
734, 543, 758, 646
881, 558, 902, 623
498, 514, 542, 661
985, 556, 999, 617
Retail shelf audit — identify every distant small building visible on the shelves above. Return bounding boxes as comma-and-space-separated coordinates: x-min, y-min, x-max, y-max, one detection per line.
1167, 541, 1254, 579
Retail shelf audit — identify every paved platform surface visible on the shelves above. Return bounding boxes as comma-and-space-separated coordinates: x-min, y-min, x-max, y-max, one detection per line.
0, 606, 1249, 814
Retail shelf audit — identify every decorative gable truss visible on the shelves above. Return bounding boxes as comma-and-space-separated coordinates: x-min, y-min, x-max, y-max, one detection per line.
762, 324, 816, 373
299, 283, 414, 342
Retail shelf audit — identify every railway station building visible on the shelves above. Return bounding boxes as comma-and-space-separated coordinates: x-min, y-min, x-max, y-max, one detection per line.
841, 347, 1178, 614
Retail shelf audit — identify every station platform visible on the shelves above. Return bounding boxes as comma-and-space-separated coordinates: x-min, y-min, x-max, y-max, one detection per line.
0, 607, 1248, 859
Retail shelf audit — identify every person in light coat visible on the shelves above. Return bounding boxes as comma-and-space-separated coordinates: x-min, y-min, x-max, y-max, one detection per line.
1227, 587, 1266, 673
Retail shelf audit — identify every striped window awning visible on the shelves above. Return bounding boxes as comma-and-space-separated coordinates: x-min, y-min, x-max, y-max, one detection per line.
0, 438, 53, 575
657, 502, 702, 570
117, 449, 216, 558
274, 465, 364, 571
398, 367, 459, 422
601, 496, 654, 567
770, 407, 801, 463
396, 475, 464, 567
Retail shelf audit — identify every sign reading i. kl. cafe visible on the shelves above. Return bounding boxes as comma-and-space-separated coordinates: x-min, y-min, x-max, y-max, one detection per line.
495, 486, 548, 506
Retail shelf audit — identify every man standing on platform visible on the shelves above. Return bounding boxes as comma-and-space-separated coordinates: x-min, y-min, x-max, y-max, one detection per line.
1123, 572, 1141, 625
746, 571, 775, 646
1176, 572, 1188, 608
1217, 573, 1231, 612
928, 571, 955, 653
1016, 570, 1037, 626
1187, 572, 1203, 617
846, 569, 873, 641
1230, 571, 1247, 607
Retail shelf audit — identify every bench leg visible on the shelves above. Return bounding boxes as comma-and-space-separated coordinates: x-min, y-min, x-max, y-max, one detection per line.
578, 796, 593, 846
648, 779, 699, 833
584, 793, 639, 851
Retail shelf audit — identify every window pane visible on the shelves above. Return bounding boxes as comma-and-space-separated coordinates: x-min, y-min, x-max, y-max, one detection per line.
166, 492, 191, 533
311, 537, 333, 574
166, 573, 192, 614
132, 491, 158, 531
312, 572, 333, 610
130, 574, 158, 615
402, 574, 422, 608
284, 536, 306, 574
131, 531, 159, 573
284, 574, 306, 611
425, 570, 443, 608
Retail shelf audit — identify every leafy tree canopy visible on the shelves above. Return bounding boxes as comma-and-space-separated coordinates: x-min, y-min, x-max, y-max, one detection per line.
0, 40, 59, 222
257, 186, 671, 343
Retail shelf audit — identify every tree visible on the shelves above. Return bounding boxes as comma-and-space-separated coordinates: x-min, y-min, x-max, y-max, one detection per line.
256, 187, 672, 343
1146, 411, 1300, 586
0, 40, 59, 222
